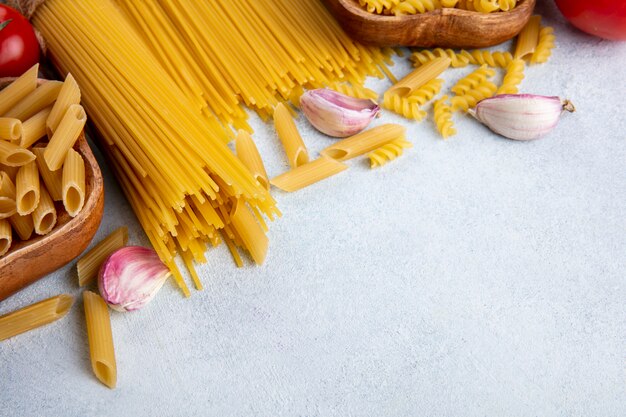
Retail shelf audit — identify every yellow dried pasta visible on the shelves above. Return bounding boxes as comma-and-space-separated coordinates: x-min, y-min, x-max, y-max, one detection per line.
0, 294, 73, 340
410, 48, 470, 68
530, 26, 556, 65
368, 139, 413, 168
460, 50, 513, 68
451, 80, 497, 112
451, 65, 496, 96
497, 59, 525, 94
433, 95, 457, 139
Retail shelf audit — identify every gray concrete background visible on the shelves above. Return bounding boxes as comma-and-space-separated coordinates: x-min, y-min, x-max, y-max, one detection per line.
1, 1, 625, 416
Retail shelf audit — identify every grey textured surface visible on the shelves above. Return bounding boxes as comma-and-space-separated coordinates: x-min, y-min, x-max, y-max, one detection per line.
1, 1, 625, 416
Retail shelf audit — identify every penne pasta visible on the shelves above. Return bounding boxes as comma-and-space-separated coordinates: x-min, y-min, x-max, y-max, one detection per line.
515, 15, 542, 60
386, 57, 451, 97
0, 140, 35, 167
77, 226, 129, 286
44, 104, 87, 171
273, 103, 309, 168
32, 145, 63, 201
15, 161, 40, 215
0, 294, 73, 341
83, 291, 117, 389
320, 124, 406, 162
20, 107, 52, 149
235, 130, 269, 190
0, 171, 18, 219
32, 186, 56, 235
9, 212, 34, 240
3, 80, 63, 121
0, 117, 23, 141
0, 218, 11, 256
0, 163, 19, 181
229, 199, 269, 265
271, 155, 348, 192
0, 64, 39, 116
62, 148, 85, 216
47, 73, 81, 135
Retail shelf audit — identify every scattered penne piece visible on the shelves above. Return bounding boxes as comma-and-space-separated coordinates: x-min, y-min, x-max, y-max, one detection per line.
271, 156, 348, 192
83, 291, 117, 389
229, 199, 269, 265
515, 15, 542, 60
320, 124, 406, 162
386, 57, 451, 97
273, 103, 309, 169
235, 130, 269, 191
0, 294, 73, 341
77, 226, 129, 286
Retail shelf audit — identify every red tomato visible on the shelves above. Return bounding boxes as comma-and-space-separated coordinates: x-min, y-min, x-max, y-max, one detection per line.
0, 5, 40, 77
555, 0, 626, 41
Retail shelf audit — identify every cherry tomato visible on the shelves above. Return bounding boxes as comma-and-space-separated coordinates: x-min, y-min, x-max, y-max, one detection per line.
555, 0, 626, 41
0, 5, 40, 77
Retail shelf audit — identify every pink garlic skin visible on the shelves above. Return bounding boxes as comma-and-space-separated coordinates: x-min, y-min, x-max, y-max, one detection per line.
473, 94, 570, 141
98, 246, 170, 312
300, 88, 380, 138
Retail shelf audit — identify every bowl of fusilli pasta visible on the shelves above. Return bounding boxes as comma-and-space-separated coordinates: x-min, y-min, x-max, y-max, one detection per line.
321, 0, 536, 48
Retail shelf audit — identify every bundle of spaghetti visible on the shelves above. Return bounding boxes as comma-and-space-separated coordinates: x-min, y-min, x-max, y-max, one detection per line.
114, 0, 395, 125
33, 0, 280, 292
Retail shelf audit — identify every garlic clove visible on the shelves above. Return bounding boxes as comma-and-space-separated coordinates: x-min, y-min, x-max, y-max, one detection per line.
469, 94, 575, 141
300, 88, 380, 138
98, 246, 171, 312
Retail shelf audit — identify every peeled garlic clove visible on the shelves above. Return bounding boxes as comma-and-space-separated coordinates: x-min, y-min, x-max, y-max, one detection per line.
98, 246, 171, 312
300, 88, 380, 137
469, 94, 575, 141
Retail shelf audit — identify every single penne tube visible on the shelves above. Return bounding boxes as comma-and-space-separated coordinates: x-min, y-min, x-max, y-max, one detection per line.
229, 199, 268, 265
32, 186, 56, 235
386, 57, 451, 97
77, 226, 129, 286
44, 104, 87, 171
83, 291, 117, 389
235, 129, 269, 190
46, 73, 81, 135
0, 171, 18, 219
15, 160, 40, 215
0, 140, 35, 167
0, 294, 73, 341
515, 15, 542, 59
0, 218, 11, 256
3, 80, 63, 121
20, 107, 52, 148
62, 148, 85, 216
32, 145, 63, 201
9, 212, 34, 240
273, 102, 309, 168
0, 118, 23, 141
270, 155, 348, 192
0, 163, 19, 180
320, 124, 406, 162
0, 64, 39, 116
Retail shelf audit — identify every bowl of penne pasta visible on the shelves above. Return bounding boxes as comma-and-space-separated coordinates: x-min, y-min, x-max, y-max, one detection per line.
321, 0, 536, 48
0, 68, 104, 301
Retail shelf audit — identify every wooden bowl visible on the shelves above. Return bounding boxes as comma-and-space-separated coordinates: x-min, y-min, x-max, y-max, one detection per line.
0, 79, 104, 302
321, 0, 536, 48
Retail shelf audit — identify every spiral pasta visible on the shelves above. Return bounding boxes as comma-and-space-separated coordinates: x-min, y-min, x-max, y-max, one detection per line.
459, 50, 513, 68
530, 27, 556, 65
368, 139, 413, 168
450, 65, 495, 96
450, 81, 497, 112
497, 59, 525, 94
391, 0, 441, 15
406, 78, 444, 106
433, 96, 456, 139
361, 0, 518, 14
410, 49, 470, 68
382, 92, 427, 121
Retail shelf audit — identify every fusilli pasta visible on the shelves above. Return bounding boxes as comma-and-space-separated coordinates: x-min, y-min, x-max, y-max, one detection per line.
530, 27, 556, 65
433, 96, 456, 139
450, 81, 497, 112
383, 92, 427, 121
406, 78, 444, 106
450, 65, 495, 96
460, 50, 513, 68
410, 49, 470, 68
368, 139, 413, 168
497, 59, 525, 94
